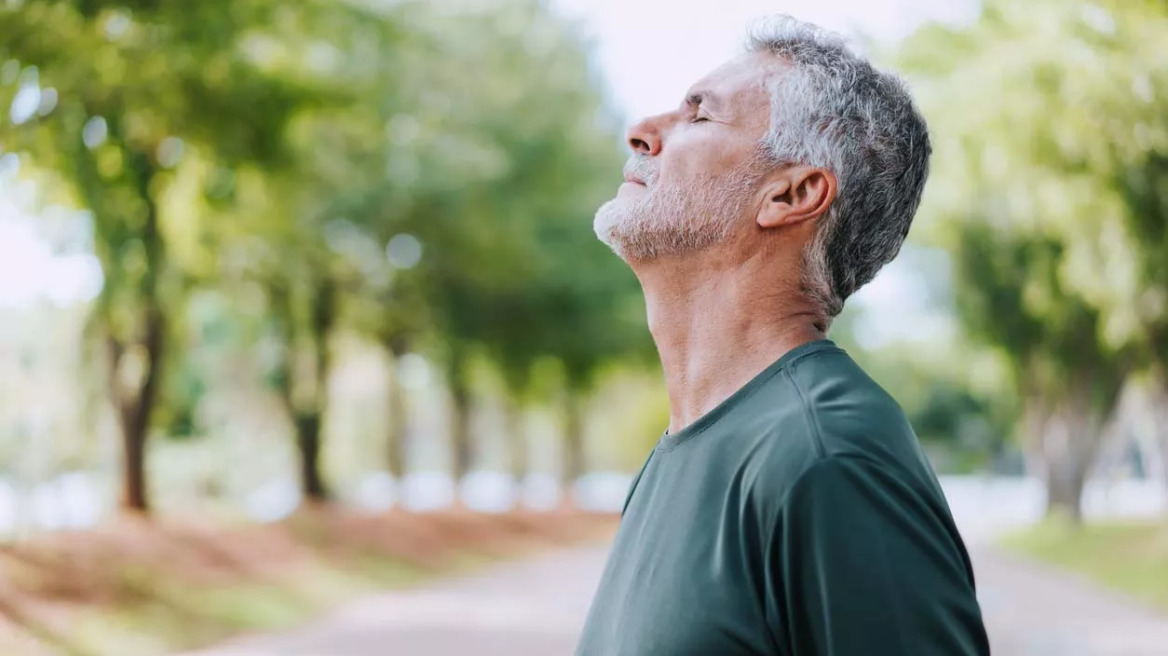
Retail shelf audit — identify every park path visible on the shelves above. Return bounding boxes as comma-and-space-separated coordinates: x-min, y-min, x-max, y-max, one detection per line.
973, 544, 1168, 655
178, 545, 608, 656
179, 538, 1168, 656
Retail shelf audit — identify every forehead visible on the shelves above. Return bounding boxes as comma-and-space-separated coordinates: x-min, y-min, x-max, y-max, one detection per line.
687, 52, 780, 121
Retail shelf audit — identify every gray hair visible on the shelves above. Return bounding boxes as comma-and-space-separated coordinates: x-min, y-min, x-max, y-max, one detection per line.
746, 15, 931, 322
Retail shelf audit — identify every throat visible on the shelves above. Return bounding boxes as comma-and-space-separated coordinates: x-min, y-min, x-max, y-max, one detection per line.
652, 306, 824, 434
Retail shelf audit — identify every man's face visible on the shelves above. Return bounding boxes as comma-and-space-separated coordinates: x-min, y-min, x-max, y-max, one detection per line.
594, 53, 777, 261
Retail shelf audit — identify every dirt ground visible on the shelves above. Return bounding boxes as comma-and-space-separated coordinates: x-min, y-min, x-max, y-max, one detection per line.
0, 507, 619, 656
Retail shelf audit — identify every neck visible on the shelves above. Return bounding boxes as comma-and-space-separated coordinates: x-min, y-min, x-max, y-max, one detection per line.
633, 248, 825, 435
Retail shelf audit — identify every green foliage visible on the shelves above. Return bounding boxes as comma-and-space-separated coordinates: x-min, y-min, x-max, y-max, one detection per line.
896, 0, 1168, 512
901, 0, 1168, 379
0, 0, 329, 320
393, 0, 647, 400
897, 0, 1147, 404
0, 0, 650, 506
0, 0, 362, 509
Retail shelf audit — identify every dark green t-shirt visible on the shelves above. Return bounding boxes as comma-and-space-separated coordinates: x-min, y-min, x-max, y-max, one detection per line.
576, 339, 989, 656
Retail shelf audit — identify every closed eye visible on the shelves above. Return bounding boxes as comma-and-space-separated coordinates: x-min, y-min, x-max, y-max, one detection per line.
685, 93, 712, 124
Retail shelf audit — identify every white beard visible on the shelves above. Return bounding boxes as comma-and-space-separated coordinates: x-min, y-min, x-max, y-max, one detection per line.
594, 161, 762, 261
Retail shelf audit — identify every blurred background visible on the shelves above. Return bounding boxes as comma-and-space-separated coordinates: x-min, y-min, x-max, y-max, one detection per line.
0, 0, 1166, 654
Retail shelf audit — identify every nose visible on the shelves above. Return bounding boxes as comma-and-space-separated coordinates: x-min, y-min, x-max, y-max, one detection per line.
626, 113, 666, 156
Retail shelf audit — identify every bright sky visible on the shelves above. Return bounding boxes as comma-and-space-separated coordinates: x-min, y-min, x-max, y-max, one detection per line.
0, 215, 100, 307
0, 173, 102, 308
552, 0, 978, 121
1, 0, 976, 341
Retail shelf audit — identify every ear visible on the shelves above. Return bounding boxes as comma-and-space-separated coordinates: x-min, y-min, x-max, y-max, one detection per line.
756, 166, 837, 230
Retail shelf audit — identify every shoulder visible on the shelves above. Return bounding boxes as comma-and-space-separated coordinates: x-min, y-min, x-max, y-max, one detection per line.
742, 345, 916, 468
782, 347, 924, 465
743, 346, 943, 527
772, 453, 977, 591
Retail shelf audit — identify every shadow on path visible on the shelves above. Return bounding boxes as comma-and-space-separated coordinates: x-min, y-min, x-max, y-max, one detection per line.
181, 538, 1168, 656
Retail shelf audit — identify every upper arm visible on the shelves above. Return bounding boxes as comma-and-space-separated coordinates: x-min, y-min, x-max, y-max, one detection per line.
766, 456, 989, 656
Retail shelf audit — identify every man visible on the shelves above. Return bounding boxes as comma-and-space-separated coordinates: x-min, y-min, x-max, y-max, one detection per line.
575, 15, 989, 656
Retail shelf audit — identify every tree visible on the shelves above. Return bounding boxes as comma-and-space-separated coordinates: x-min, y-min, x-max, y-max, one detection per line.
0, 1, 325, 512
186, 1, 438, 502
951, 225, 1125, 519
894, 0, 1160, 519
1085, 2, 1168, 502
352, 0, 644, 493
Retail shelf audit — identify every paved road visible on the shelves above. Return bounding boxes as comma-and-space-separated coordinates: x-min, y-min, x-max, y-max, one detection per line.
179, 546, 608, 656
974, 545, 1168, 655
180, 539, 1168, 656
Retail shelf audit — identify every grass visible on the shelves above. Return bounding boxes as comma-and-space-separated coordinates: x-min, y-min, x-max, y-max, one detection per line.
0, 507, 619, 656
1001, 518, 1168, 612
64, 563, 391, 656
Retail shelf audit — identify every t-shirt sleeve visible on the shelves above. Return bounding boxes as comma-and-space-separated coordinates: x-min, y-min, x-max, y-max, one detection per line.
766, 455, 989, 656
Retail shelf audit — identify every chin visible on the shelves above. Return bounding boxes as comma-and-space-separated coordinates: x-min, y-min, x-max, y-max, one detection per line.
593, 201, 657, 261
593, 198, 626, 240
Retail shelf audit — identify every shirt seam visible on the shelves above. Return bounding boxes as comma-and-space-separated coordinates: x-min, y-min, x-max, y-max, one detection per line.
784, 364, 827, 460
772, 452, 916, 533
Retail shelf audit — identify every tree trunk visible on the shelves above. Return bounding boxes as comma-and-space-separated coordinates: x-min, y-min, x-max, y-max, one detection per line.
562, 393, 586, 496
1146, 371, 1168, 514
271, 276, 334, 503
118, 388, 150, 513
1038, 385, 1107, 523
110, 310, 164, 513
450, 376, 473, 486
385, 336, 410, 482
502, 397, 527, 505
71, 126, 175, 516
1043, 431, 1088, 523
295, 412, 328, 501
110, 149, 166, 514
297, 279, 335, 503
111, 324, 163, 513
1019, 397, 1050, 483
504, 398, 527, 483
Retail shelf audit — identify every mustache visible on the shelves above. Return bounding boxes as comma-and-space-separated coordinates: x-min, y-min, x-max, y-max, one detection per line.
623, 156, 658, 186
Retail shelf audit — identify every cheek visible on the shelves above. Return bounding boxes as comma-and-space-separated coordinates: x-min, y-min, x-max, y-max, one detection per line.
659, 132, 748, 185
